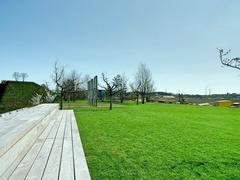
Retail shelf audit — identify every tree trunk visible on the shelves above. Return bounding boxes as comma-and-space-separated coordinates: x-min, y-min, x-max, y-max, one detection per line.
60, 91, 63, 110
120, 96, 123, 103
146, 95, 149, 102
110, 95, 113, 110
73, 92, 75, 102
136, 93, 139, 105
142, 95, 145, 104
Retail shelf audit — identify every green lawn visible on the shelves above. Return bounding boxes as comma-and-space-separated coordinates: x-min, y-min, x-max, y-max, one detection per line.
73, 103, 240, 179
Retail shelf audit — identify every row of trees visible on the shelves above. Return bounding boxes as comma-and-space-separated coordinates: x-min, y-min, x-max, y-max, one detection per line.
52, 62, 91, 109
52, 62, 155, 110
101, 63, 155, 109
218, 48, 240, 70
49, 49, 239, 110
12, 72, 28, 82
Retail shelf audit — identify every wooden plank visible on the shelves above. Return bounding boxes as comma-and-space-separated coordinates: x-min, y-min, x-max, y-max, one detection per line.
64, 111, 72, 138
71, 110, 91, 180
39, 112, 61, 140
47, 111, 63, 139
9, 112, 61, 180
8, 140, 44, 180
42, 138, 63, 180
41, 111, 66, 179
0, 107, 59, 179
0, 104, 58, 157
55, 111, 67, 139
59, 137, 74, 180
41, 111, 65, 180
0, 123, 39, 179
9, 109, 61, 180
57, 110, 74, 180
2, 108, 92, 180
25, 139, 54, 180
0, 109, 30, 137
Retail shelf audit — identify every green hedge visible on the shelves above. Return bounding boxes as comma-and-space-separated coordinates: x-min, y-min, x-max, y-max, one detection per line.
0, 81, 45, 113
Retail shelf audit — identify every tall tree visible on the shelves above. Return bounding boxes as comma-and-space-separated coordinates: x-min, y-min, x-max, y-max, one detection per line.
62, 78, 74, 102
52, 62, 65, 110
135, 63, 155, 104
146, 80, 155, 102
115, 73, 128, 103
12, 72, 20, 81
130, 81, 141, 105
101, 73, 119, 110
67, 70, 82, 101
20, 73, 28, 82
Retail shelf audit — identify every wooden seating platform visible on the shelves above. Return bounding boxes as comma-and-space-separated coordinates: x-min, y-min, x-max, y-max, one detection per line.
0, 104, 91, 180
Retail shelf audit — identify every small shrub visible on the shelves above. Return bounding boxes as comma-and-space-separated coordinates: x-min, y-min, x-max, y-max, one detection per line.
44, 90, 57, 103
29, 93, 43, 106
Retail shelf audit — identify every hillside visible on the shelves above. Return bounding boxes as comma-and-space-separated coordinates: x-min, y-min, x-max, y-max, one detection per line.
0, 81, 45, 114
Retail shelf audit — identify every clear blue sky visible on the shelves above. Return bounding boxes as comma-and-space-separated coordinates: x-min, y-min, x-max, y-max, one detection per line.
1, 0, 240, 94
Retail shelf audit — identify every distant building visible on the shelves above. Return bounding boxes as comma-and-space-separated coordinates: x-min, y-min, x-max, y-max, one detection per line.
215, 100, 233, 107
198, 103, 211, 106
157, 96, 177, 104
232, 102, 240, 108
98, 89, 106, 102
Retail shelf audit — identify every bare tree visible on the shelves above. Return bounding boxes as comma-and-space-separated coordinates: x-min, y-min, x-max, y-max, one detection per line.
135, 63, 155, 104
62, 78, 73, 102
20, 73, 28, 82
83, 74, 91, 89
101, 73, 119, 110
130, 81, 141, 105
218, 48, 240, 70
52, 62, 65, 110
115, 73, 128, 103
12, 72, 20, 81
70, 70, 82, 88
146, 80, 155, 102
67, 70, 82, 101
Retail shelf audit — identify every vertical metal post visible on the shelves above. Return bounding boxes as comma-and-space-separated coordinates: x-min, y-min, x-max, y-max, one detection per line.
87, 81, 90, 105
87, 76, 98, 107
91, 79, 94, 106
93, 76, 98, 107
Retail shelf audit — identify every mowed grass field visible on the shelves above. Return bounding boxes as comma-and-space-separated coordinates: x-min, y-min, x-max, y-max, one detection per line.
72, 102, 240, 179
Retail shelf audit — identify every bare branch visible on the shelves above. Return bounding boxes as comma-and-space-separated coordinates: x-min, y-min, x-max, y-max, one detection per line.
52, 61, 65, 89
12, 72, 20, 81
101, 73, 120, 110
51, 61, 65, 109
20, 73, 28, 82
134, 63, 154, 104
218, 48, 240, 70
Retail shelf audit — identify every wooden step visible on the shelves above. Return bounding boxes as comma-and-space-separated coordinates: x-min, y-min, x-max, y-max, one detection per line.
0, 104, 59, 179
4, 109, 91, 180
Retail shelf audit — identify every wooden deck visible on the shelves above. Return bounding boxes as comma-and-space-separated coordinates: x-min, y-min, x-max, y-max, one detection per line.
0, 104, 91, 180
